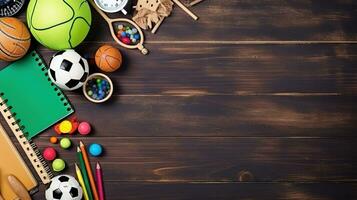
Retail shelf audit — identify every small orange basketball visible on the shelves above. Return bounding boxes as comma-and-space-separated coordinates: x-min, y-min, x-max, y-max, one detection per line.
0, 17, 31, 61
95, 45, 122, 72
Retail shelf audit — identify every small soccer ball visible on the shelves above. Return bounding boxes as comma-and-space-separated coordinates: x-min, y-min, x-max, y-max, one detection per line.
48, 50, 89, 91
46, 175, 82, 200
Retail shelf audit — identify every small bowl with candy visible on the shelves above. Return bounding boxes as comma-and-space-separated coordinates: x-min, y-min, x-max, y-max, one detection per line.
83, 73, 113, 103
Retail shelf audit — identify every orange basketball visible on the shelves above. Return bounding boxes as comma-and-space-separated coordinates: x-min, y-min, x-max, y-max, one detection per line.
0, 17, 31, 61
95, 45, 122, 72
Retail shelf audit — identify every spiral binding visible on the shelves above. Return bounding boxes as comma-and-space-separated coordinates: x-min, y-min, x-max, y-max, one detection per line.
31, 52, 73, 113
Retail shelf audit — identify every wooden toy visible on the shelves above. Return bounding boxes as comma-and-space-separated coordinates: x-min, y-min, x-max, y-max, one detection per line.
83, 73, 114, 103
185, 0, 204, 7
172, 0, 199, 20
60, 138, 72, 149
133, 0, 198, 34
78, 122, 92, 135
52, 159, 66, 172
95, 45, 123, 72
43, 147, 57, 161
89, 143, 103, 157
0, 17, 31, 61
133, 0, 173, 33
89, 0, 148, 55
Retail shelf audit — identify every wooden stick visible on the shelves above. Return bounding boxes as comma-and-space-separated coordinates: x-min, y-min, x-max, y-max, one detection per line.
189, 0, 204, 6
7, 175, 31, 200
172, 0, 199, 20
151, 18, 165, 34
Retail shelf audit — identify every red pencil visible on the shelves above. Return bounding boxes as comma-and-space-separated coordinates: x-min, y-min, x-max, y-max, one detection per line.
96, 162, 104, 200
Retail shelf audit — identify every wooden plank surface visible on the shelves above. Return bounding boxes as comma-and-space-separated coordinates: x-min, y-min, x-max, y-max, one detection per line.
0, 0, 357, 199
24, 137, 357, 182
83, 0, 357, 41
32, 183, 357, 200
35, 44, 357, 95
2, 96, 355, 137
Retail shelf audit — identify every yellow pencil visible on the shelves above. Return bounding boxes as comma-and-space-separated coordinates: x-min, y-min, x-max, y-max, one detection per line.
75, 163, 90, 200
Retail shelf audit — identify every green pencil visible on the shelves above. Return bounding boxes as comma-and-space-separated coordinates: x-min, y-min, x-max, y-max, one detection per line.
77, 147, 94, 200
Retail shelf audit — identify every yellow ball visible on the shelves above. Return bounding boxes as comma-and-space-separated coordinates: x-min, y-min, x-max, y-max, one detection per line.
59, 120, 72, 134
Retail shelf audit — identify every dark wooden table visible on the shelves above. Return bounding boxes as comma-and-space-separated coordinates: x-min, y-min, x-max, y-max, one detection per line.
2, 0, 357, 199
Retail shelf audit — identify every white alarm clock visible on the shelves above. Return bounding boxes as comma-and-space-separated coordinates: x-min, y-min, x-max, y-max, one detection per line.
94, 0, 129, 14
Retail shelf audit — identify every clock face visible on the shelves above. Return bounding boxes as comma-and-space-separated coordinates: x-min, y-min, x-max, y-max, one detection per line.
0, 0, 25, 17
94, 0, 129, 13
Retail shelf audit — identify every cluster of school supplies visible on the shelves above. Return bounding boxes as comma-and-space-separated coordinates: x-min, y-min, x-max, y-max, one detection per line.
0, 50, 106, 200
0, 0, 206, 198
76, 141, 105, 200
0, 52, 73, 185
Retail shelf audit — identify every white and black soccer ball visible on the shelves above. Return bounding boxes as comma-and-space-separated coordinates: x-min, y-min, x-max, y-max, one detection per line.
46, 175, 83, 200
49, 49, 89, 91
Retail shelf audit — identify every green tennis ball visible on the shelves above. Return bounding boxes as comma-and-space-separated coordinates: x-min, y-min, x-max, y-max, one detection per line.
52, 159, 66, 172
27, 0, 91, 50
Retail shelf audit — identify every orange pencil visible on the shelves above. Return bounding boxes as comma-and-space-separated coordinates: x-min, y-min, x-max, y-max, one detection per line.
80, 141, 99, 200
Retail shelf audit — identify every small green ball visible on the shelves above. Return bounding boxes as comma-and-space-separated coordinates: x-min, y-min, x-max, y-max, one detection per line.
60, 137, 71, 149
52, 159, 66, 172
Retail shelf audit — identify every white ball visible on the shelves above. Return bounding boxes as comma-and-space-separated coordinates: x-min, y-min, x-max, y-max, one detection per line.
48, 49, 89, 91
46, 175, 83, 200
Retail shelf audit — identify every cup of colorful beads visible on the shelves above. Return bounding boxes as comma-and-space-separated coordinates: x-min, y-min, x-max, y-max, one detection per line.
83, 73, 113, 103
116, 23, 141, 46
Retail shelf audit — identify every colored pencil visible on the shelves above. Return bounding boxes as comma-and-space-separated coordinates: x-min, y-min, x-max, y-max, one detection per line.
80, 141, 99, 200
77, 147, 94, 200
75, 163, 90, 200
96, 162, 104, 200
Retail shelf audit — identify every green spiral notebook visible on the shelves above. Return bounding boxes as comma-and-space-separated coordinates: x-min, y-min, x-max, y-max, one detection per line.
0, 51, 74, 139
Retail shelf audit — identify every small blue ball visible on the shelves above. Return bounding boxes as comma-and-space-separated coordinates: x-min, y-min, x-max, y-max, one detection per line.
89, 143, 103, 157
134, 34, 140, 40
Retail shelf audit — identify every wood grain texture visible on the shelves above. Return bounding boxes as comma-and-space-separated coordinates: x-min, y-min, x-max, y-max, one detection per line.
1, 0, 357, 199
15, 0, 357, 42
23, 137, 357, 182
1, 96, 354, 137
11, 44, 357, 95
31, 182, 357, 200
81, 0, 357, 42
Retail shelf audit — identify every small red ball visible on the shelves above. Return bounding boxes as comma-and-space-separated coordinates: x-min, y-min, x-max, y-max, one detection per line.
43, 147, 57, 161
